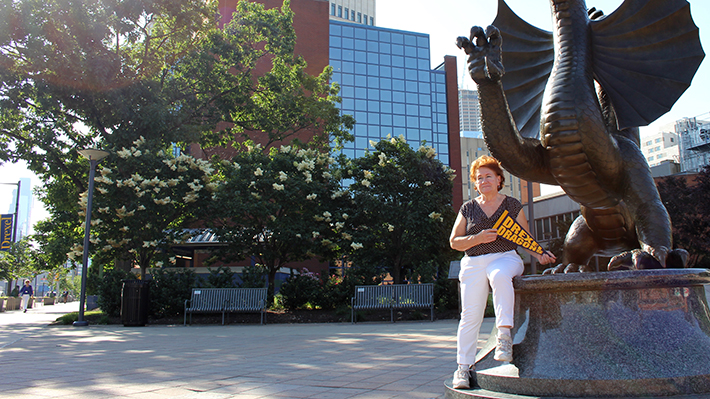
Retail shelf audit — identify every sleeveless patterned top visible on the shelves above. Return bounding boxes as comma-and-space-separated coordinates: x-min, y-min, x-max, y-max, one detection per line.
459, 195, 523, 257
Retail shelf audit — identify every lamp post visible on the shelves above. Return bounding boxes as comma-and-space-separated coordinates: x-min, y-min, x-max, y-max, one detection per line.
74, 148, 109, 327
0, 180, 21, 242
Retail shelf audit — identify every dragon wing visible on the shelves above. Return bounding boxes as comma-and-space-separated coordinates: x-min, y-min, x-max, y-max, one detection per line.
492, 0, 554, 140
591, 0, 705, 130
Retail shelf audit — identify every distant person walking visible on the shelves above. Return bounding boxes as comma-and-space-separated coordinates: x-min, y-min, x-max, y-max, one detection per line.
19, 279, 33, 313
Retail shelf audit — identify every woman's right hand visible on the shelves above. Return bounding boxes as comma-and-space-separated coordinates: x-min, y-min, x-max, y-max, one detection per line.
475, 229, 499, 245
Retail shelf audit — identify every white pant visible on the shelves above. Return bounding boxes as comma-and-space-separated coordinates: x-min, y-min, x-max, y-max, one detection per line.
456, 250, 524, 365
21, 294, 30, 311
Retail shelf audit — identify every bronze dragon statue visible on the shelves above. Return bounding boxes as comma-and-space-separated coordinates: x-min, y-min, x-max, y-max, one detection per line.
457, 0, 704, 272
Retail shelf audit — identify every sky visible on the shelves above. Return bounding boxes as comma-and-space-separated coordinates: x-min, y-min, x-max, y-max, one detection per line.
2, 0, 709, 227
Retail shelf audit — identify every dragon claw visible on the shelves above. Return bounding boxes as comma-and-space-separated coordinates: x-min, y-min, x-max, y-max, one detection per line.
458, 25, 505, 83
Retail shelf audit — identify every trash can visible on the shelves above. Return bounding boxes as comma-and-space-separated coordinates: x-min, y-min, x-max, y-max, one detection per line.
121, 280, 150, 326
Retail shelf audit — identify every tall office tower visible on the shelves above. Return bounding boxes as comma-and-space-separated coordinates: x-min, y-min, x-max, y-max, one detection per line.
640, 122, 680, 167
3, 177, 32, 240
458, 89, 481, 133
329, 21, 456, 166
328, 0, 375, 26
676, 117, 710, 172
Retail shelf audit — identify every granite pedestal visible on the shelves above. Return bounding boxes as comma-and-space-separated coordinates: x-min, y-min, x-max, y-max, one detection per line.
445, 268, 710, 398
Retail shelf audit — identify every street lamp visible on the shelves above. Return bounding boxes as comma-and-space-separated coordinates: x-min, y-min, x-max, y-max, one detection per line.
74, 148, 109, 327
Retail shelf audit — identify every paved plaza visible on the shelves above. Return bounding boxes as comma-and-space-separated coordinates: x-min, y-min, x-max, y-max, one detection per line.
0, 301, 491, 399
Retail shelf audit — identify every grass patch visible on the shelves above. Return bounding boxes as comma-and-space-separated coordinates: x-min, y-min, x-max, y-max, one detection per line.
55, 310, 108, 325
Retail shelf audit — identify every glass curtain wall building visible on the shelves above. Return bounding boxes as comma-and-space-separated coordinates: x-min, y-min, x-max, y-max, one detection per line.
329, 21, 450, 165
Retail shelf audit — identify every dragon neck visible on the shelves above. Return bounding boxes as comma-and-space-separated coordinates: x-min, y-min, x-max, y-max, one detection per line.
548, 0, 592, 77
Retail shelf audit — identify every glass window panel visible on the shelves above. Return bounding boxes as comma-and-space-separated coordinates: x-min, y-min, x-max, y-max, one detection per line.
367, 89, 379, 101
351, 10, 355, 21
354, 51, 367, 61
330, 24, 341, 36
392, 68, 404, 78
380, 67, 392, 79
355, 39, 366, 51
418, 59, 429, 70
342, 98, 355, 110
368, 30, 378, 41
345, 7, 349, 18
419, 82, 431, 92
341, 73, 354, 85
392, 56, 404, 67
354, 123, 367, 135
330, 36, 342, 48
367, 41, 378, 52
435, 73, 445, 83
340, 85, 354, 98
419, 105, 431, 117
380, 91, 392, 102
408, 129, 421, 141
354, 63, 366, 74
437, 83, 446, 92
355, 74, 367, 86
342, 38, 354, 48
358, 12, 362, 23
393, 102, 405, 114
368, 113, 380, 126
330, 60, 342, 72
406, 81, 418, 92
368, 122, 380, 134
354, 27, 365, 39
379, 77, 392, 89
381, 114, 393, 125
355, 100, 367, 111
338, 5, 342, 17
379, 42, 391, 54
407, 139, 419, 148
392, 44, 404, 55
355, 136, 368, 149
392, 79, 405, 91
420, 118, 432, 129
438, 113, 448, 123
406, 69, 417, 80
421, 130, 433, 142
394, 127, 406, 137
417, 36, 429, 47
330, 48, 342, 62
380, 54, 391, 65
394, 115, 406, 126
407, 116, 419, 128
370, 17, 374, 25
405, 46, 417, 57
368, 64, 378, 75
380, 102, 392, 113
355, 88, 367, 99
406, 104, 418, 115
380, 31, 391, 42
419, 71, 430, 81
437, 93, 446, 102
393, 92, 405, 105
367, 77, 379, 89
405, 58, 417, 68
438, 103, 447, 113
344, 148, 355, 158
343, 50, 354, 61
418, 48, 430, 59
418, 94, 431, 105
391, 33, 404, 44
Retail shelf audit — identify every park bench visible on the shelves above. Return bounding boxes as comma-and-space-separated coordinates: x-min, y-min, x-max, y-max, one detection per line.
184, 287, 267, 326
351, 283, 434, 323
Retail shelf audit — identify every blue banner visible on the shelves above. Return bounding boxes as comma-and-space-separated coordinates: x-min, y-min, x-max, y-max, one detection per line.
1, 214, 13, 251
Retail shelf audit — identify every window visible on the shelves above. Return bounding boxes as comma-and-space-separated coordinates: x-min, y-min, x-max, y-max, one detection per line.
331, 3, 336, 15
655, 146, 661, 151
671, 137, 675, 142
655, 138, 662, 143
351, 10, 355, 21
338, 5, 342, 17
358, 12, 362, 23
370, 17, 374, 25
344, 8, 348, 19
645, 140, 652, 146
364, 14, 368, 25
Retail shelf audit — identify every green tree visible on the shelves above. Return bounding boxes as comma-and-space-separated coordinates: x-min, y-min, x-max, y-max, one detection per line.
657, 165, 710, 268
342, 136, 458, 284
204, 144, 351, 302
0, 237, 43, 289
76, 137, 215, 278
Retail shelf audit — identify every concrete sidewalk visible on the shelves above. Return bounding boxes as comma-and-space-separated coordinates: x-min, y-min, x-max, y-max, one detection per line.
0, 302, 491, 399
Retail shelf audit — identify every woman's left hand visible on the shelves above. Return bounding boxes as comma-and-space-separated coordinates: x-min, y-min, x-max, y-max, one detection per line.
536, 251, 557, 265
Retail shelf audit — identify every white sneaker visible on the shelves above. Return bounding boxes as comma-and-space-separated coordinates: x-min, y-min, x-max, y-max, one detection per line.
494, 333, 513, 362
452, 365, 473, 389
